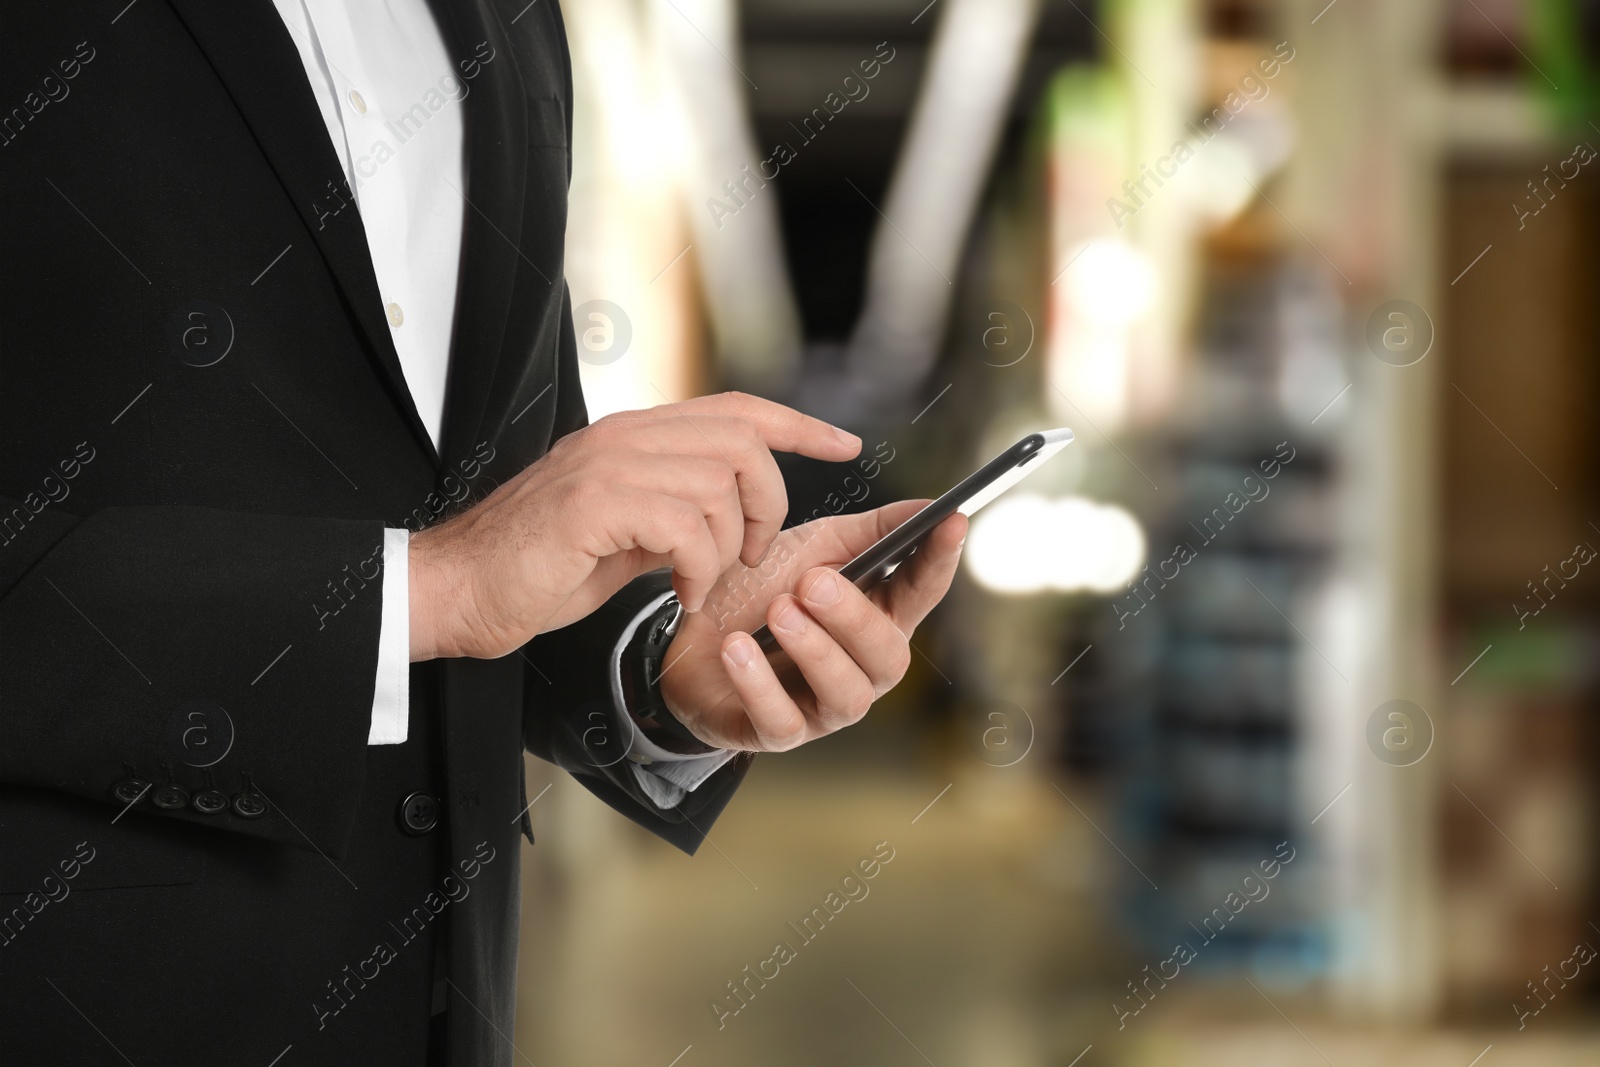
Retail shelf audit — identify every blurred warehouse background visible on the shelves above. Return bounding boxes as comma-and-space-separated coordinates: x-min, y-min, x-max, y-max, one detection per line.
514, 0, 1600, 1063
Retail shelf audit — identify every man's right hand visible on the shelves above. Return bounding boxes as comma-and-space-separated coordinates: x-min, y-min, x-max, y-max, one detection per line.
407, 392, 862, 661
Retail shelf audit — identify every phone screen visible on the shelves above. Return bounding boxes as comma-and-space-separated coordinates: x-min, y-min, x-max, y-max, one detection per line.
750, 427, 1074, 650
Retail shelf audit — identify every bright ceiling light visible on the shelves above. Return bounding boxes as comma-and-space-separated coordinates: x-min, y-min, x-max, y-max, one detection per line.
1059, 240, 1157, 328
1185, 132, 1258, 224
965, 494, 1146, 596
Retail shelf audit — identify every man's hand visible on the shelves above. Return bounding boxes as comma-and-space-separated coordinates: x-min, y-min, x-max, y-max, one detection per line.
408, 392, 861, 661
658, 499, 967, 752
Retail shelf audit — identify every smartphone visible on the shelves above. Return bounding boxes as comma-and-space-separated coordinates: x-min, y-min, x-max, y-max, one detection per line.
751, 427, 1075, 650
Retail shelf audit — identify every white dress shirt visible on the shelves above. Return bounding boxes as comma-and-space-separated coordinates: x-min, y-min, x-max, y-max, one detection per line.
271, 0, 733, 805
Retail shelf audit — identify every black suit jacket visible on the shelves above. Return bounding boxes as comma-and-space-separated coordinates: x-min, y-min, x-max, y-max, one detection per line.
0, 2, 750, 1063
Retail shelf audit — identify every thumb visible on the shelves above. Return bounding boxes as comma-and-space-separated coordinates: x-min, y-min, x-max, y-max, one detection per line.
805, 498, 932, 562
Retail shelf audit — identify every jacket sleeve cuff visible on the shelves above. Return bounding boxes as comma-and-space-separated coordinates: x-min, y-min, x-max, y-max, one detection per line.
609, 591, 737, 808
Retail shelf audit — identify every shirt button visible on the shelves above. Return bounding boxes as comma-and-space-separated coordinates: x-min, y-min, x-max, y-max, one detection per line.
349, 89, 367, 114
386, 302, 404, 327
398, 791, 439, 835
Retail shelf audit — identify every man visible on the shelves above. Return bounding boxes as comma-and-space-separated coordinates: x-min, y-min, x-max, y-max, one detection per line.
0, 2, 965, 1064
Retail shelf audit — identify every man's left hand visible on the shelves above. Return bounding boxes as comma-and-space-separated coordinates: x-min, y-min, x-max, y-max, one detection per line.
658, 499, 967, 752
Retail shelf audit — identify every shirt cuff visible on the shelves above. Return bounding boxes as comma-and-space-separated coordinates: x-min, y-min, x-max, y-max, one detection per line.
368, 527, 410, 745
611, 591, 736, 808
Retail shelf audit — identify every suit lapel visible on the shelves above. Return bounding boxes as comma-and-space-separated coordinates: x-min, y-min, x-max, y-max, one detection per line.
422, 6, 534, 1061
165, 0, 439, 464
429, 0, 531, 481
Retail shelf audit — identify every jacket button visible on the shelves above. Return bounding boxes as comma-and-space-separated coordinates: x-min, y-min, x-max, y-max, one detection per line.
232, 791, 268, 819
192, 788, 228, 815
398, 791, 438, 835
112, 779, 151, 804
152, 785, 190, 810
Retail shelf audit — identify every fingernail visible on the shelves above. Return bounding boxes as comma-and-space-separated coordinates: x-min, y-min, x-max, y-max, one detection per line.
724, 638, 756, 669
833, 426, 861, 449
774, 602, 808, 633
805, 571, 841, 606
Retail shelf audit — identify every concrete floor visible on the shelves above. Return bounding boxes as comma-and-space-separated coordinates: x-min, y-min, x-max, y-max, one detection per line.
511, 751, 1600, 1066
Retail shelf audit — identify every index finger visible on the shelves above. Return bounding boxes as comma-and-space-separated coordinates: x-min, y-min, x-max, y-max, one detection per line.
670, 391, 861, 461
